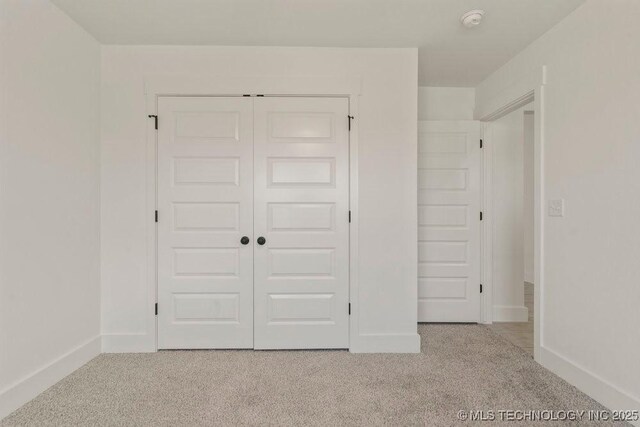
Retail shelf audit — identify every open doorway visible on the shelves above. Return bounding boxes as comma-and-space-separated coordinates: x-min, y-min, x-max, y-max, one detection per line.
485, 105, 535, 355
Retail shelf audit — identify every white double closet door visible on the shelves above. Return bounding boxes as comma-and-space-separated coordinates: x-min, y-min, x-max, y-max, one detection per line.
157, 96, 350, 350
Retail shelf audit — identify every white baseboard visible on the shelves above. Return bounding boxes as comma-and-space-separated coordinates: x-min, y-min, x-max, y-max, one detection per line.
104, 331, 420, 354
101, 333, 155, 353
540, 346, 640, 426
0, 335, 101, 420
493, 305, 529, 322
350, 333, 421, 353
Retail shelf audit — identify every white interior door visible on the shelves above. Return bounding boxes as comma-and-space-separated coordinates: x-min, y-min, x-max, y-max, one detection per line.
157, 97, 254, 349
418, 121, 481, 322
253, 97, 350, 349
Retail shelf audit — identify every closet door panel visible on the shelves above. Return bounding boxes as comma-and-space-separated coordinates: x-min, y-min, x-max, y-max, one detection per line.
157, 97, 254, 349
253, 97, 350, 349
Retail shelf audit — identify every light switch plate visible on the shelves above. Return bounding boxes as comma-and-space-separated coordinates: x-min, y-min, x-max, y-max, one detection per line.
548, 199, 565, 217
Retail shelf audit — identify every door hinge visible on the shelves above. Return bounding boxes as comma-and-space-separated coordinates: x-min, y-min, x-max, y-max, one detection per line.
155, 303, 158, 315
480, 211, 483, 221
480, 284, 483, 293
349, 210, 351, 223
480, 139, 483, 148
155, 210, 158, 223
148, 115, 158, 130
348, 303, 351, 315
348, 115, 354, 131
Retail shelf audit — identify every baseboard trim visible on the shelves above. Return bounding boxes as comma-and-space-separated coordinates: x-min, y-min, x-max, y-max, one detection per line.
493, 305, 529, 322
540, 346, 640, 425
350, 333, 421, 353
101, 333, 155, 353
105, 331, 419, 354
0, 335, 100, 420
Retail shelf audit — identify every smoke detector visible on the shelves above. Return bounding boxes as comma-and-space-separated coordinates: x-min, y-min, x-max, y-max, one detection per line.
460, 10, 485, 28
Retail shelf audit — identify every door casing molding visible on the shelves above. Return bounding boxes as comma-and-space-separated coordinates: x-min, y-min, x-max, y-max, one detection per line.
142, 74, 361, 352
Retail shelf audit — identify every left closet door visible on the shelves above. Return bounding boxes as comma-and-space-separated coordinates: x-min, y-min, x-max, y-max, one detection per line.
157, 97, 254, 349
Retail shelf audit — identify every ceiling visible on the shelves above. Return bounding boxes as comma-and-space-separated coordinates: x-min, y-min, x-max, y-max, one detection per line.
51, 0, 584, 87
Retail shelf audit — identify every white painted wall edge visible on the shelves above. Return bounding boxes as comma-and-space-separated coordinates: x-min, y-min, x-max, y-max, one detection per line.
0, 336, 101, 419
350, 333, 421, 353
492, 305, 529, 322
418, 87, 475, 121
540, 346, 640, 423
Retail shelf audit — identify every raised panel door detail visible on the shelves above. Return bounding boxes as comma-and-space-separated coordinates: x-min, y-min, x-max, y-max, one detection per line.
418, 278, 467, 299
418, 132, 467, 154
267, 294, 335, 324
173, 293, 240, 322
419, 169, 468, 191
173, 248, 239, 277
175, 112, 240, 141
418, 205, 467, 227
268, 203, 334, 232
268, 157, 335, 187
268, 249, 335, 278
173, 157, 239, 186
419, 242, 468, 264
173, 203, 239, 231
268, 113, 334, 142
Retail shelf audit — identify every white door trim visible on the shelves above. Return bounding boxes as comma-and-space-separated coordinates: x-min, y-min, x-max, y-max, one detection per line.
142, 74, 361, 353
478, 66, 546, 362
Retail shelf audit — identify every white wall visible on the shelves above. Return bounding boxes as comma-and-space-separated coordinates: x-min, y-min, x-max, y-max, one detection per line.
0, 0, 101, 418
418, 87, 475, 121
100, 46, 419, 353
490, 106, 530, 322
476, 0, 640, 413
523, 112, 534, 284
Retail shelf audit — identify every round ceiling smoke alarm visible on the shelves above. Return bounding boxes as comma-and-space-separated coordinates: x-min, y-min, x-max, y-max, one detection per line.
460, 10, 485, 28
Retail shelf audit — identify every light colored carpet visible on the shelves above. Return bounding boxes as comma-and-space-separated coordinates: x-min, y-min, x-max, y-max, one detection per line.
2, 325, 620, 426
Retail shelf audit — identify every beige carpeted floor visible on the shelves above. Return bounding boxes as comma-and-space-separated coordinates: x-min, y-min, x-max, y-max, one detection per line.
2, 324, 622, 426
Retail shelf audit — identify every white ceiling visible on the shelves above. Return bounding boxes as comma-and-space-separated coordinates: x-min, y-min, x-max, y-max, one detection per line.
51, 0, 584, 87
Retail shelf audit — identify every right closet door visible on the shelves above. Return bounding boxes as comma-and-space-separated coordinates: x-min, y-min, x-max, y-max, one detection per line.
253, 97, 350, 349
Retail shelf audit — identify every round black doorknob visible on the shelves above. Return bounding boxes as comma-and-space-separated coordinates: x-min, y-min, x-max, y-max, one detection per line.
240, 236, 250, 245
257, 237, 266, 245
